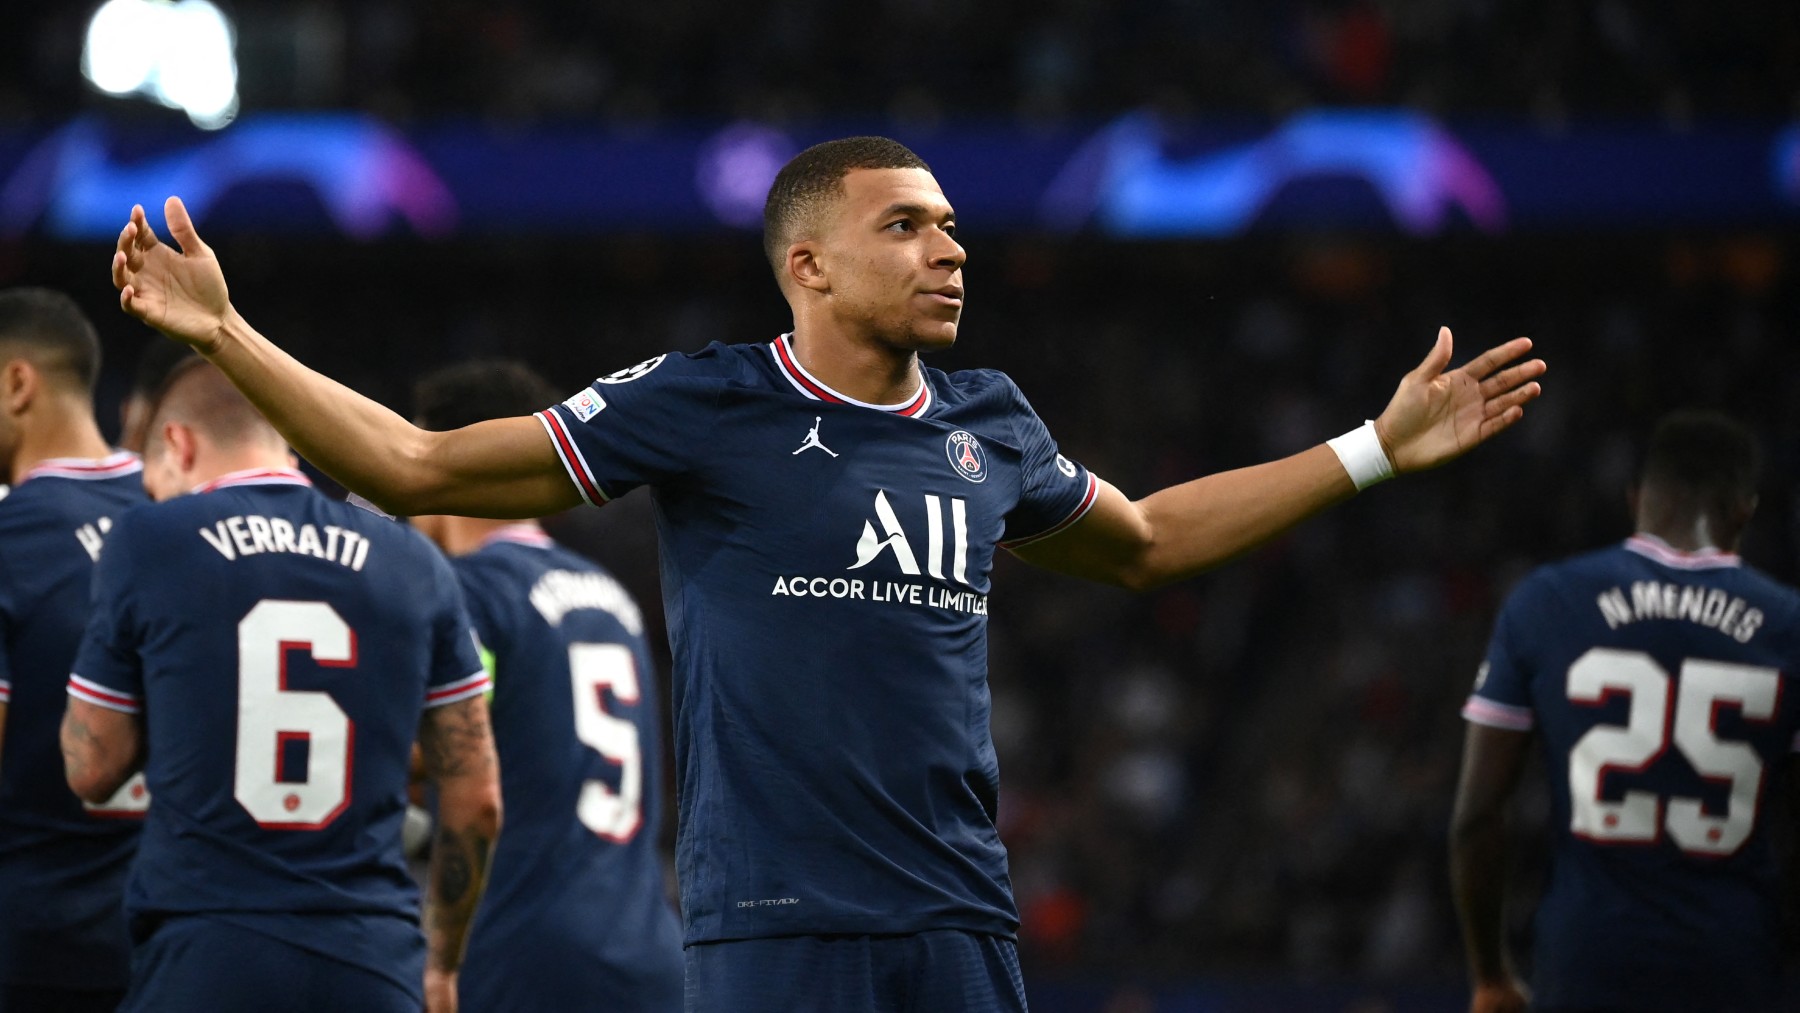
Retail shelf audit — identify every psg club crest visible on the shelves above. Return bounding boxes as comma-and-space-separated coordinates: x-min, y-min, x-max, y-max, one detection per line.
945, 431, 987, 483
599, 354, 666, 384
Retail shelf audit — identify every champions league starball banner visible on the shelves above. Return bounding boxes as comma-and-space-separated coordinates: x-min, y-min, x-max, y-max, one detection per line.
2, 111, 1796, 240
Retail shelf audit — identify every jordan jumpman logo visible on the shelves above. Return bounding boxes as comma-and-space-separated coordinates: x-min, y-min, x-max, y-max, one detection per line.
792, 417, 838, 457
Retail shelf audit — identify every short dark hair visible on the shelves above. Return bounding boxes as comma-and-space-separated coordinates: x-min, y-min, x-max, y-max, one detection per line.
130, 339, 199, 401
413, 359, 559, 432
1639, 410, 1760, 518
762, 136, 931, 279
146, 358, 283, 452
0, 287, 101, 393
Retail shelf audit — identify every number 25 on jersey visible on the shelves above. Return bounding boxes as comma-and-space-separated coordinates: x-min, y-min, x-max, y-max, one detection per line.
1568, 647, 1781, 856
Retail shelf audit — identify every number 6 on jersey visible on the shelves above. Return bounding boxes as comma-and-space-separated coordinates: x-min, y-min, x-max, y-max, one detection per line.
233, 600, 357, 829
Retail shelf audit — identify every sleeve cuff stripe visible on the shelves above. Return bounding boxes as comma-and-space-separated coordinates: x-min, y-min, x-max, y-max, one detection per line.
67, 676, 142, 714
1462, 696, 1534, 731
535, 409, 610, 506
1001, 472, 1100, 550
424, 671, 492, 708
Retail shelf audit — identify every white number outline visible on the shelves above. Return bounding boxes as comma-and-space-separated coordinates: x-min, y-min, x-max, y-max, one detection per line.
1567, 647, 1781, 857
83, 772, 150, 818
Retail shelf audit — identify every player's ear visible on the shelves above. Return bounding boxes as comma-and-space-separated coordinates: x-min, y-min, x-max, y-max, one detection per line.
0, 359, 37, 416
788, 241, 829, 294
162, 421, 198, 473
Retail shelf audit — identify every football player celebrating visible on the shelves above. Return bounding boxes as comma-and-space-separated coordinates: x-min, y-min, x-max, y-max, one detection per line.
110, 137, 1543, 1012
0, 288, 145, 1013
60, 361, 500, 1012
1452, 411, 1800, 1013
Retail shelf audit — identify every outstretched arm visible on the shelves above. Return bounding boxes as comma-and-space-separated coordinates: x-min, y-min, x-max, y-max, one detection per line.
111, 199, 578, 518
416, 694, 502, 1013
1450, 722, 1532, 1013
1013, 327, 1544, 589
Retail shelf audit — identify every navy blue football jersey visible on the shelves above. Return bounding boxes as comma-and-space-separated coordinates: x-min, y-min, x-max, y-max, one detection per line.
1464, 535, 1800, 1012
537, 336, 1099, 943
67, 468, 488, 1003
450, 525, 683, 1011
0, 452, 147, 990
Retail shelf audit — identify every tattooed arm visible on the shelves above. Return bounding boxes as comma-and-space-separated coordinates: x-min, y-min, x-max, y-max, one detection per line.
61, 698, 145, 803
416, 693, 502, 1013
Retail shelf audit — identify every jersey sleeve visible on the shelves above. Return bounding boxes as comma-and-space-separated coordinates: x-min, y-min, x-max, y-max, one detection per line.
450, 559, 504, 689
997, 378, 1100, 550
1461, 579, 1538, 732
423, 550, 490, 709
535, 351, 721, 505
67, 523, 145, 714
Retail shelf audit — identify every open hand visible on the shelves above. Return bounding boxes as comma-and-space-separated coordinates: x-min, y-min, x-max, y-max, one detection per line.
1374, 327, 1544, 473
111, 196, 232, 354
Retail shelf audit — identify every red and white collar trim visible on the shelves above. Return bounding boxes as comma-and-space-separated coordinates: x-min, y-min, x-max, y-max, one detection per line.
1624, 534, 1741, 570
480, 523, 552, 549
19, 451, 141, 484
193, 467, 313, 494
769, 334, 932, 417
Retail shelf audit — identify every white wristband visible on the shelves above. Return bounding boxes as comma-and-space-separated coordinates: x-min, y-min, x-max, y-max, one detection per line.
1327, 420, 1395, 491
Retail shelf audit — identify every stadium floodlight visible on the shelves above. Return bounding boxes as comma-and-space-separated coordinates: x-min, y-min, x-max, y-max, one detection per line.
82, 0, 239, 130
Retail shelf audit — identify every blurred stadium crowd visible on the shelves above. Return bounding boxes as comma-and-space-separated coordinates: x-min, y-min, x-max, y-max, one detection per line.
3, 1, 1799, 123
18, 230, 1795, 988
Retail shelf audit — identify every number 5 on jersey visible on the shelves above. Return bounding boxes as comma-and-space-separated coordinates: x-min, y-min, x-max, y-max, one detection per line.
570, 643, 643, 843
1568, 647, 1781, 856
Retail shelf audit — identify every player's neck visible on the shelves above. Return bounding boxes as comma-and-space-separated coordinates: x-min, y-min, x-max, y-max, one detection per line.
1636, 522, 1734, 555
441, 516, 534, 557
186, 447, 296, 491
787, 325, 923, 406
10, 404, 113, 484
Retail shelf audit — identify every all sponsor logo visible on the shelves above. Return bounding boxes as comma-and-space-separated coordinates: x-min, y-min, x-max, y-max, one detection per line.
848, 490, 972, 585
945, 431, 987, 483
598, 355, 667, 384
563, 386, 606, 421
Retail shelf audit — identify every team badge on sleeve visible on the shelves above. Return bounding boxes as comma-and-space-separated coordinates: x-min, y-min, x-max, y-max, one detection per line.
563, 387, 607, 421
945, 431, 988, 483
599, 355, 667, 384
